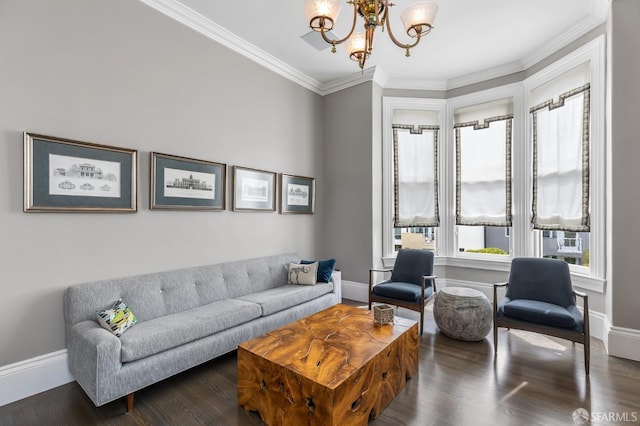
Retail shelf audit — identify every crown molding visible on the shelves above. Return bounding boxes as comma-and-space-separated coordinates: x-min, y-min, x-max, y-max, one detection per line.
446, 61, 524, 91
521, 11, 607, 70
318, 67, 378, 96
385, 78, 448, 91
372, 66, 390, 89
139, 0, 608, 97
138, 0, 325, 95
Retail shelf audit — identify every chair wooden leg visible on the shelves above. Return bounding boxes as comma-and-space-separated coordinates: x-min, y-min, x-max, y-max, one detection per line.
584, 337, 590, 376
493, 323, 498, 355
419, 304, 424, 336
125, 392, 134, 413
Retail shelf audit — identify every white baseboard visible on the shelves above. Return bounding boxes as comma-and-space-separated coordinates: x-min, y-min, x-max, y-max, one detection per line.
1, 290, 638, 407
342, 280, 368, 303
0, 349, 74, 407
608, 326, 640, 362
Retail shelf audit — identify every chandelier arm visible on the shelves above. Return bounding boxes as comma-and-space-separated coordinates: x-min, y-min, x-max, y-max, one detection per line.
374, 0, 382, 26
320, 1, 359, 46
384, 11, 422, 50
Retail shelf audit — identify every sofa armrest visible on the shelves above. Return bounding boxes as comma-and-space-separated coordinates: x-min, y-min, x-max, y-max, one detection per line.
330, 270, 342, 302
67, 320, 122, 405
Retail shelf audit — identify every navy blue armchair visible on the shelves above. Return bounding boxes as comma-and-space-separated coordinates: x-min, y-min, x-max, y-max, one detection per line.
369, 249, 437, 336
493, 257, 590, 375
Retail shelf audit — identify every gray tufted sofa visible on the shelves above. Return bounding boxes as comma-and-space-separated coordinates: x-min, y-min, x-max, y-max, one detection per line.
63, 253, 341, 411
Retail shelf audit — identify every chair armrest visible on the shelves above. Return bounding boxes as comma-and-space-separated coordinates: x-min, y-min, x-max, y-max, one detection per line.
573, 290, 589, 336
493, 282, 508, 310
573, 289, 587, 299
369, 268, 392, 291
421, 275, 438, 292
573, 290, 589, 315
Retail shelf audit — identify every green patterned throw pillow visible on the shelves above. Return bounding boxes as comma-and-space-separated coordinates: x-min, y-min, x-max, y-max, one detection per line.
96, 299, 137, 337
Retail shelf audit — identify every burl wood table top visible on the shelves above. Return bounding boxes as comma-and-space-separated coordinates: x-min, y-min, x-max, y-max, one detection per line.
238, 303, 417, 390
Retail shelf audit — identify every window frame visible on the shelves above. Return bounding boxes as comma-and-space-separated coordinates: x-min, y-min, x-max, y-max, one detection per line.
382, 97, 446, 262
446, 84, 522, 261
524, 35, 606, 287
380, 35, 605, 293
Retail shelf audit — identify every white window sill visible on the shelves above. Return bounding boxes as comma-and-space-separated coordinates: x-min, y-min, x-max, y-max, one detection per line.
381, 255, 606, 293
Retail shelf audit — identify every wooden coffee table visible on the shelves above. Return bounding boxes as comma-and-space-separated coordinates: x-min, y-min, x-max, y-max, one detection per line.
237, 304, 418, 426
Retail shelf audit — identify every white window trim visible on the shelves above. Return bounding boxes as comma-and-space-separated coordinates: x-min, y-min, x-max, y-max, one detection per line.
382, 97, 447, 259
523, 34, 606, 282
446, 83, 523, 260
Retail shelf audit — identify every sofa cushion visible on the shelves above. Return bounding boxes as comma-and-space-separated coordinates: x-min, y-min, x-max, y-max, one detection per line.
118, 299, 261, 363
288, 262, 318, 285
96, 299, 137, 337
236, 283, 333, 316
221, 254, 299, 298
502, 299, 578, 328
372, 281, 433, 303
301, 259, 336, 283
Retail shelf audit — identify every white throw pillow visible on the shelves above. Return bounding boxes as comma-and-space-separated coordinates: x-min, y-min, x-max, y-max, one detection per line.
288, 262, 318, 285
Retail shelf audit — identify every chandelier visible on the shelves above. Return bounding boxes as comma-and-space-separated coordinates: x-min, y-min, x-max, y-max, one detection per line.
304, 0, 439, 70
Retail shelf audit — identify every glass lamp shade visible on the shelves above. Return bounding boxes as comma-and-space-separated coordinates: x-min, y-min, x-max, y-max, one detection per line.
345, 32, 367, 57
305, 0, 342, 31
400, 1, 439, 37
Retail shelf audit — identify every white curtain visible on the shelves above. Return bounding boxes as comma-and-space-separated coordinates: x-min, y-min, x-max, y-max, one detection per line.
531, 85, 590, 231
455, 119, 512, 225
393, 125, 439, 227
454, 98, 513, 226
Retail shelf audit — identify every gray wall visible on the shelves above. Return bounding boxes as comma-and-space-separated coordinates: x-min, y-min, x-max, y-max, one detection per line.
2, 0, 637, 370
0, 0, 324, 365
323, 82, 374, 283
610, 0, 640, 330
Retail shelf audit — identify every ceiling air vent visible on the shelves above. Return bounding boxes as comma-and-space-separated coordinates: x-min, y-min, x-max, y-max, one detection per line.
301, 30, 337, 51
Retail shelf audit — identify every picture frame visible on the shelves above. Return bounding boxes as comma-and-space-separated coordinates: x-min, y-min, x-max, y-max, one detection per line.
232, 166, 276, 212
280, 174, 316, 214
23, 132, 137, 212
150, 152, 226, 210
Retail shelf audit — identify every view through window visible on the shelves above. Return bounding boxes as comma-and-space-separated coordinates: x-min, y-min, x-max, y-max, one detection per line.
542, 231, 589, 266
394, 227, 437, 252
457, 226, 510, 255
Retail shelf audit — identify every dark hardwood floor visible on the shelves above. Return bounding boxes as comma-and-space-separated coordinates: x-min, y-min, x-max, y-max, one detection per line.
2, 301, 639, 426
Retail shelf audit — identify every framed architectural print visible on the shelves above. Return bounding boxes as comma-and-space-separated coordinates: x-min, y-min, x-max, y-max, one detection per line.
150, 152, 226, 210
23, 132, 137, 212
232, 166, 276, 212
280, 174, 315, 214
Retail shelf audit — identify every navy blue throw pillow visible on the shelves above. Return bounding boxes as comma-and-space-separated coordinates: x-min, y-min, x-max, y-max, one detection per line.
301, 258, 336, 283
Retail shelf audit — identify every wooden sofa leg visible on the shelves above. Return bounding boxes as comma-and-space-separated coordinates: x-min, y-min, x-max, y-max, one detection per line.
126, 393, 134, 413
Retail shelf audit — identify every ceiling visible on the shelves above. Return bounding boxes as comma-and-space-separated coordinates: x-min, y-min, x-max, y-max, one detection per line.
141, 0, 608, 93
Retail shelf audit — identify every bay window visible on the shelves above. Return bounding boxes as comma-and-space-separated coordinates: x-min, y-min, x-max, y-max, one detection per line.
381, 35, 604, 288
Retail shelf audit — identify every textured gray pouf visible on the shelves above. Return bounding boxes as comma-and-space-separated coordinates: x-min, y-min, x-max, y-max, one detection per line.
433, 287, 492, 341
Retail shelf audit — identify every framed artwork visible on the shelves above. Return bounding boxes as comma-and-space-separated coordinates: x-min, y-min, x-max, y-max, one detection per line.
232, 166, 276, 212
23, 132, 137, 212
150, 152, 226, 210
280, 174, 315, 214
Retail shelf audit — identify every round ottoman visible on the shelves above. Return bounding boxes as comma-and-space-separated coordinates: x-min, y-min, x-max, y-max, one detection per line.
433, 287, 492, 341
